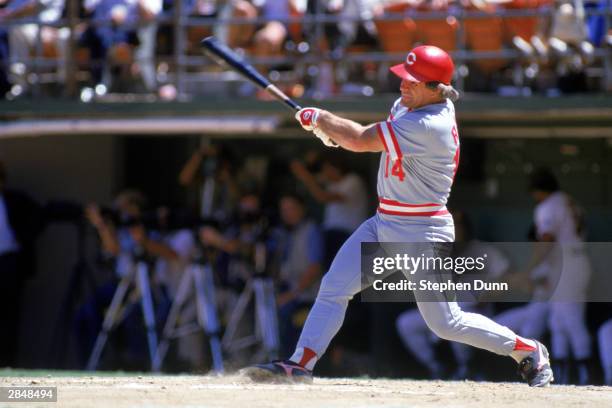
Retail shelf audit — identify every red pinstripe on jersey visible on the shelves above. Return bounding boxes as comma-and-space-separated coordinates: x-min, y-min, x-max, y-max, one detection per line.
377, 122, 401, 162
451, 124, 460, 181
376, 123, 391, 154
376, 124, 391, 178
377, 208, 450, 217
378, 197, 448, 216
386, 123, 403, 160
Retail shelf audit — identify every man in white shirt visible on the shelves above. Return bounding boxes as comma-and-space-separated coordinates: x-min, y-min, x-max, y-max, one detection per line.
528, 167, 592, 384
290, 151, 368, 268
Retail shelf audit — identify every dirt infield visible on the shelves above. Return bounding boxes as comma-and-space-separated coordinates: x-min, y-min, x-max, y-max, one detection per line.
1, 374, 611, 408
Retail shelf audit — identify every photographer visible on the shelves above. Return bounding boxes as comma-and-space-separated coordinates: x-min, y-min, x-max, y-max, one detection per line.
199, 190, 266, 264
84, 190, 178, 270
198, 190, 323, 358
178, 144, 240, 224
197, 190, 269, 324
76, 189, 179, 369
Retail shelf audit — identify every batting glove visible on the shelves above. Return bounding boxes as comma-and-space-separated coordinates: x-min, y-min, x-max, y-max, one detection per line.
314, 128, 339, 148
295, 107, 320, 131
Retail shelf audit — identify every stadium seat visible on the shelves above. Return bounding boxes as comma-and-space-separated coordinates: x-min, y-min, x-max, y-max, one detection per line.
502, 0, 544, 44
413, 1, 458, 52
463, 1, 507, 74
374, 3, 417, 54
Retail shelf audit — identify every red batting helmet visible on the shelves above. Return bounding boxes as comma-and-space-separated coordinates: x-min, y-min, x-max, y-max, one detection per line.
390, 45, 454, 85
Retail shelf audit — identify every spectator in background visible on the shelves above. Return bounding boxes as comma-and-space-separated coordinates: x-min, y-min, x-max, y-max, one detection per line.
290, 151, 368, 268
502, 0, 554, 90
217, 0, 289, 63
304, 0, 378, 53
299, 0, 379, 97
134, 0, 162, 92
81, 0, 162, 92
0, 160, 43, 367
270, 192, 323, 357
178, 144, 240, 223
76, 190, 178, 368
527, 168, 592, 384
182, 0, 220, 54
0, 0, 68, 95
546, 0, 595, 92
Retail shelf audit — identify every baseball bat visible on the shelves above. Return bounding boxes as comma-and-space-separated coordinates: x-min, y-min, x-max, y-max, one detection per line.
200, 36, 302, 111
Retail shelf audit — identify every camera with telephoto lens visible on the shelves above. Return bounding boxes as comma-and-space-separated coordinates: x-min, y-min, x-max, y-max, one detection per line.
45, 200, 178, 230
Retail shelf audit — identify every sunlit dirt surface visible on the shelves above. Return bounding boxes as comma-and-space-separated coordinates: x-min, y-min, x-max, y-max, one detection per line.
1, 374, 611, 407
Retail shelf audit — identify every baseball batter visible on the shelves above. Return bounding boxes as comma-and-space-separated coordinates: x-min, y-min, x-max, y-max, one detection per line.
244, 45, 553, 387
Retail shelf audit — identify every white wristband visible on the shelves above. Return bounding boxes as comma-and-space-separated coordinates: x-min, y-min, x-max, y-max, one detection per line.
313, 128, 339, 148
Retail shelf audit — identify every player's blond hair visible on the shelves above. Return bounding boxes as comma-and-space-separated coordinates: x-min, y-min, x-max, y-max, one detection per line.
426, 82, 460, 102
438, 83, 460, 102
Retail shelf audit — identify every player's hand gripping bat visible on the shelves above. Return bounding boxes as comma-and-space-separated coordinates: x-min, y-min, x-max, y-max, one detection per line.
200, 36, 302, 112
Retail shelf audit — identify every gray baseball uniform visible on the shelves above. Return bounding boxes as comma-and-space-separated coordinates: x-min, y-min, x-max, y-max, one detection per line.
293, 98, 519, 361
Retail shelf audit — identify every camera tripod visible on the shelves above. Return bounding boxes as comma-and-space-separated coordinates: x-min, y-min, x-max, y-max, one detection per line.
222, 242, 280, 362
152, 243, 224, 373
86, 247, 158, 371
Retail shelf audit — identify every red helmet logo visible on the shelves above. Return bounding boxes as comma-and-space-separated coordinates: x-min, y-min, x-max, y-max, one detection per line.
390, 45, 454, 85
406, 52, 417, 66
